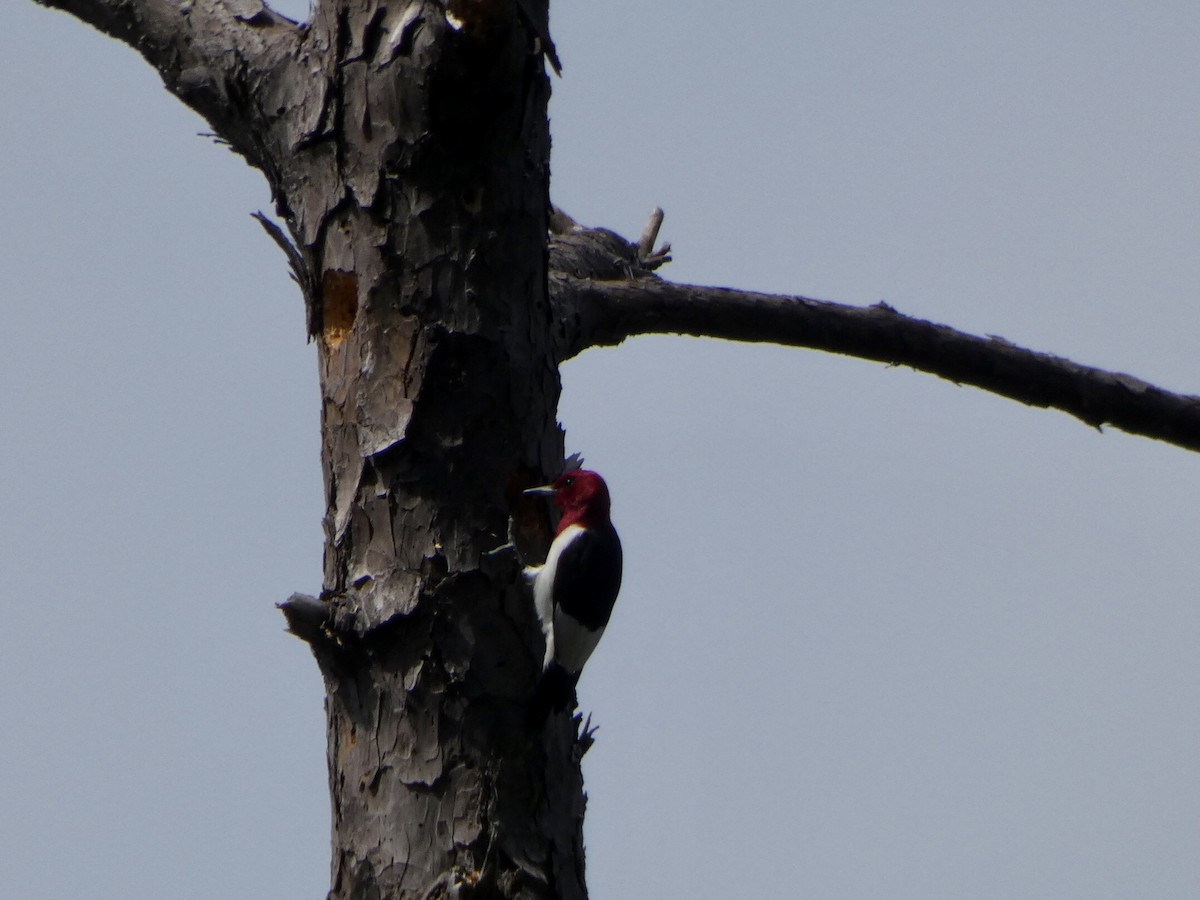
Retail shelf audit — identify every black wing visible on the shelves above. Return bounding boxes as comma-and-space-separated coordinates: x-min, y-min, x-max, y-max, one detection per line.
551, 523, 622, 631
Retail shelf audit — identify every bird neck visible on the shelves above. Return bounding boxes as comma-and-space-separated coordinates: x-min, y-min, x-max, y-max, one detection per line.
557, 505, 610, 534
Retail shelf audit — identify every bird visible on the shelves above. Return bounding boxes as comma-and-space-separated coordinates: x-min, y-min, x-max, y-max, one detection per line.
523, 469, 623, 723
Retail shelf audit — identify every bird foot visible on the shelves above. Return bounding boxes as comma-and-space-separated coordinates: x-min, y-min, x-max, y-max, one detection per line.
574, 711, 599, 756
481, 541, 515, 559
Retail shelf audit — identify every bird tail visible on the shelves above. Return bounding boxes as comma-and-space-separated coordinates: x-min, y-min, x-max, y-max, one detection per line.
526, 663, 580, 730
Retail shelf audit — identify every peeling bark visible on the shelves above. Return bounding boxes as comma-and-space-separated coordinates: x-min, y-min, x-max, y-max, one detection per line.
35, 0, 595, 895
255, 2, 592, 896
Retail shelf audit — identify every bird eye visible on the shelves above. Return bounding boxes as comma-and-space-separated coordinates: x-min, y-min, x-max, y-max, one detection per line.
563, 477, 574, 488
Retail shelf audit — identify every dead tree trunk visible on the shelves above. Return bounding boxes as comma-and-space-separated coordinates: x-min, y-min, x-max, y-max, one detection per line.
256, 5, 589, 897
37, 0, 592, 895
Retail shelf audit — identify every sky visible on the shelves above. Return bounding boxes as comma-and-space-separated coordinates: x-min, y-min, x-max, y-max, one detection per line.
2, 2, 1199, 898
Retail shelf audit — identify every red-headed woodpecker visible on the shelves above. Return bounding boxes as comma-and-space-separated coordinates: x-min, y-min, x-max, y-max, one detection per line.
523, 469, 623, 720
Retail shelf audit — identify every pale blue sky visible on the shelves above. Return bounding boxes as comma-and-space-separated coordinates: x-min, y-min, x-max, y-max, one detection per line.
2, 3, 1199, 898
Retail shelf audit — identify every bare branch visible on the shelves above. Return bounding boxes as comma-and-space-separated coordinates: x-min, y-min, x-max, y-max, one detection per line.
278, 592, 332, 646
34, 0, 301, 160
253, 211, 318, 323
35, 0, 297, 45
550, 274, 1200, 454
636, 207, 664, 258
548, 209, 670, 281
635, 206, 671, 270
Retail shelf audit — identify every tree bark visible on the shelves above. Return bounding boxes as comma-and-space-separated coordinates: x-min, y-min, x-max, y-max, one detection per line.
252, 3, 590, 896
548, 270, 1200, 454
34, 0, 593, 896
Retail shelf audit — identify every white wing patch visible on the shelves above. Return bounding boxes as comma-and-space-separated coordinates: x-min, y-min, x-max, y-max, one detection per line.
552, 606, 604, 674
532, 524, 588, 671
